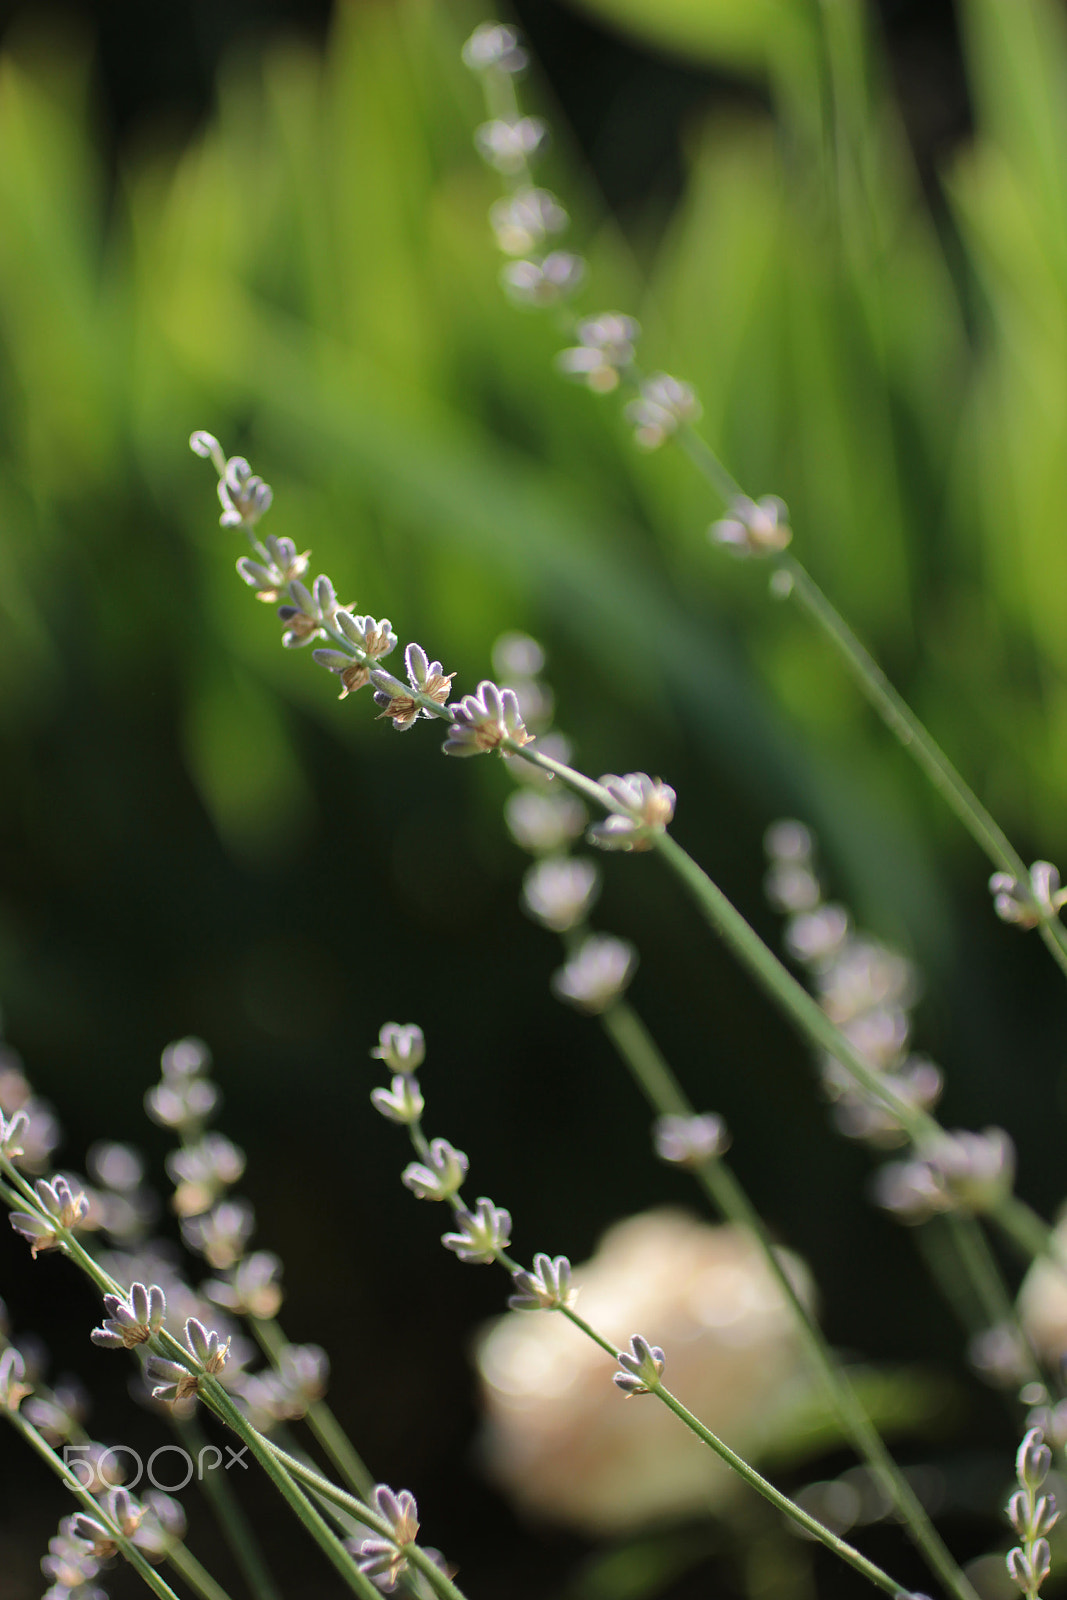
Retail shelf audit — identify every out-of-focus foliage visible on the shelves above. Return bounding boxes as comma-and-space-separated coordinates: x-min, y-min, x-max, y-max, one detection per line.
1, 0, 1066, 925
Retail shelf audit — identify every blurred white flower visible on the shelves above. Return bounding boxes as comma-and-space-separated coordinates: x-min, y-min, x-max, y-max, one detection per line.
475, 1210, 812, 1533
1018, 1210, 1067, 1365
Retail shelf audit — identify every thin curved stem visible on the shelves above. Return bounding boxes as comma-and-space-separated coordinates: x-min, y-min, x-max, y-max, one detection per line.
678, 427, 1067, 984
556, 1305, 901, 1597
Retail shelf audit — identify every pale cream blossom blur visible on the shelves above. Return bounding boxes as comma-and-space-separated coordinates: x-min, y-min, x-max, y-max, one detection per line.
1017, 1209, 1067, 1364
475, 1210, 813, 1533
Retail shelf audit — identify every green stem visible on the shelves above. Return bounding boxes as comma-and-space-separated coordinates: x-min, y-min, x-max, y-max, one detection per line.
557, 1306, 901, 1597
676, 426, 1067, 984
199, 1378, 383, 1600
168, 1540, 238, 1600
173, 1413, 283, 1600
943, 1215, 1043, 1388
599, 998, 979, 1600
10, 1414, 185, 1600
249, 1315, 375, 1499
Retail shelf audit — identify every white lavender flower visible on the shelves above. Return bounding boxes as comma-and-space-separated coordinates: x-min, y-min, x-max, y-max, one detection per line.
371, 1075, 425, 1126
23, 1379, 89, 1445
371, 643, 454, 729
315, 614, 398, 699
162, 1036, 211, 1077
710, 495, 792, 558
146, 1317, 230, 1403
349, 1483, 420, 1593
588, 772, 676, 851
204, 1251, 284, 1320
236, 534, 311, 604
551, 934, 637, 1014
653, 1113, 730, 1167
401, 1138, 469, 1201
556, 314, 640, 393
91, 1283, 167, 1349
255, 1343, 330, 1420
490, 188, 568, 255
71, 1487, 143, 1558
784, 905, 851, 964
613, 1334, 665, 1396
828, 1055, 943, 1146
443, 679, 531, 755
145, 1074, 218, 1132
442, 1198, 512, 1264
10, 1175, 89, 1257
874, 1128, 1014, 1222
625, 374, 701, 449
502, 251, 585, 307
0, 1107, 27, 1158
166, 1132, 245, 1217
475, 116, 546, 174
765, 819, 813, 861
132, 1492, 187, 1560
462, 22, 527, 74
522, 856, 600, 932
87, 1142, 144, 1192
372, 1022, 426, 1075
0, 1346, 31, 1410
508, 1253, 575, 1310
41, 1520, 101, 1589
505, 789, 587, 853
990, 862, 1067, 929
181, 1199, 255, 1270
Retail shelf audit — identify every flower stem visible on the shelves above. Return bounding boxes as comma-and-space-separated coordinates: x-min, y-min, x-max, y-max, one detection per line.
557, 1306, 902, 1597
258, 1440, 470, 1600
678, 427, 1067, 984
168, 1539, 238, 1600
173, 1412, 284, 1600
198, 1378, 384, 1600
598, 999, 979, 1600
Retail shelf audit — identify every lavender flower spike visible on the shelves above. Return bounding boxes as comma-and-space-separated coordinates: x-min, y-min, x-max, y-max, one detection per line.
442, 1198, 512, 1264
613, 1334, 666, 1397
443, 680, 531, 756
92, 1283, 166, 1349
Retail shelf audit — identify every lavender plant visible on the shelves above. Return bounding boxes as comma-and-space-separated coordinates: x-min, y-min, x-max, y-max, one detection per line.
4, 13, 1067, 1600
